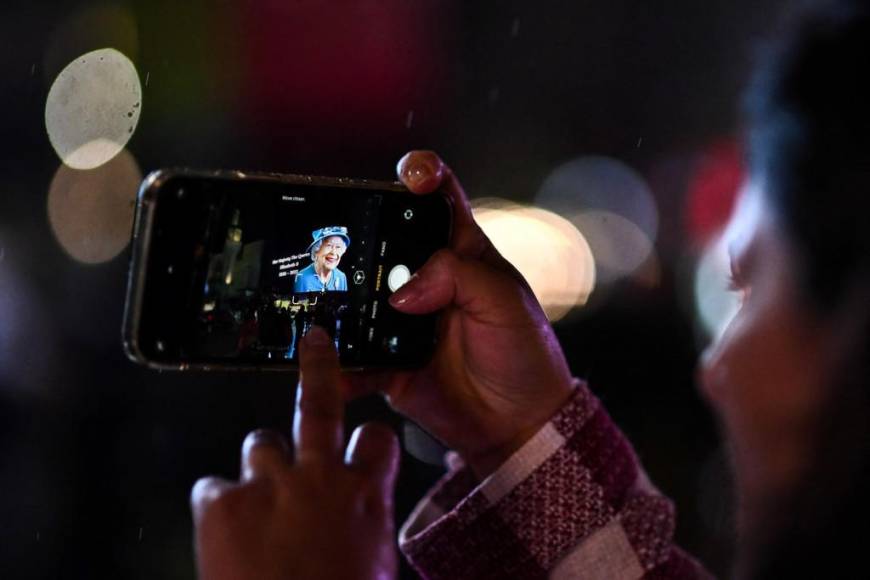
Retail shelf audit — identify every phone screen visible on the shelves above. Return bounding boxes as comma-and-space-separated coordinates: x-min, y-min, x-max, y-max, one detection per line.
129, 173, 451, 369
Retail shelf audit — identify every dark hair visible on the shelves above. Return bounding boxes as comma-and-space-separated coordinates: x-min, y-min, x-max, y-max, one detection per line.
743, 2, 870, 577
745, 0, 870, 309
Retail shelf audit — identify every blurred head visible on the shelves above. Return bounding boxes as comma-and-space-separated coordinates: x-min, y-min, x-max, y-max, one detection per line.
312, 235, 347, 272
701, 1, 870, 575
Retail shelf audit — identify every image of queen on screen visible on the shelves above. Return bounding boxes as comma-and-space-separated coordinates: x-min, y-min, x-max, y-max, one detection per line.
293, 226, 350, 292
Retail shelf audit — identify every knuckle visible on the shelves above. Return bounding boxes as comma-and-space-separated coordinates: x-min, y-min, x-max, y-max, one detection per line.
363, 488, 391, 519
191, 481, 239, 526
357, 423, 396, 453
296, 394, 341, 420
190, 477, 223, 509
208, 486, 242, 517
244, 428, 287, 453
430, 248, 459, 272
214, 480, 274, 518
271, 473, 297, 503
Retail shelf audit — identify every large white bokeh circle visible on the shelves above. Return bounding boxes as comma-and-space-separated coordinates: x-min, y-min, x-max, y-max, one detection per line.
45, 48, 141, 170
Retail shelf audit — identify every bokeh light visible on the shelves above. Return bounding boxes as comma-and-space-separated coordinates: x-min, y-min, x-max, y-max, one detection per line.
536, 156, 659, 239
693, 235, 741, 339
0, 255, 57, 395
239, 1, 450, 143
571, 210, 655, 284
43, 4, 139, 86
632, 251, 663, 289
536, 156, 659, 285
472, 200, 595, 321
685, 139, 743, 248
45, 48, 142, 170
47, 149, 142, 264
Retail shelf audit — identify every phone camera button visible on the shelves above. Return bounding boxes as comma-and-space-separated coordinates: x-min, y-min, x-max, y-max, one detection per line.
387, 265, 411, 292
403, 209, 414, 220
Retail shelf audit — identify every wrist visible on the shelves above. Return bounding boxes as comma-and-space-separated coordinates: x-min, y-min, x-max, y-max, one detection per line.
464, 425, 543, 479
463, 382, 578, 479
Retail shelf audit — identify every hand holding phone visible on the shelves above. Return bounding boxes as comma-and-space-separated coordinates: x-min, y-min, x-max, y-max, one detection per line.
349, 151, 577, 478
123, 169, 452, 370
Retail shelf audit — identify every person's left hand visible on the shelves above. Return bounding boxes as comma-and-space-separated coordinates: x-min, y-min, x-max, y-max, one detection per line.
190, 326, 400, 580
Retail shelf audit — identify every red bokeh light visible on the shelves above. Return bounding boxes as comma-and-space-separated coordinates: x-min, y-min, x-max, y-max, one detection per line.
238, 1, 452, 143
685, 138, 744, 247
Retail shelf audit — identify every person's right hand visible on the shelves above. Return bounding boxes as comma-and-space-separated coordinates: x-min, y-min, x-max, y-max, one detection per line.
350, 151, 576, 478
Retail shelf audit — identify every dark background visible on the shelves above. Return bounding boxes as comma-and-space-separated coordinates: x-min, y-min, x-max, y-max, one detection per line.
0, 1, 787, 578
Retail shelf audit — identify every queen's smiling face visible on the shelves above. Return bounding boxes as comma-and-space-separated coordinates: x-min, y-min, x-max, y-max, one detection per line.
314, 235, 347, 272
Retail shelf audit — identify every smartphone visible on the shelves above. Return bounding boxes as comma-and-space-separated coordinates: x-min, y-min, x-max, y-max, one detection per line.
123, 169, 452, 371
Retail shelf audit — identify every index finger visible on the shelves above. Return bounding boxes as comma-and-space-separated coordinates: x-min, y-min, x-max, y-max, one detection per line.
293, 326, 344, 464
396, 150, 489, 260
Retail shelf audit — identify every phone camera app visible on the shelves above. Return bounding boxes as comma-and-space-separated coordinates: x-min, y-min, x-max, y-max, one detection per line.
189, 189, 385, 364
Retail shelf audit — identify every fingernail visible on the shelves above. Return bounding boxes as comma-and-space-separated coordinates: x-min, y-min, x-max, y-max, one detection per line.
402, 162, 432, 189
304, 326, 330, 347
244, 429, 285, 452
398, 151, 443, 190
388, 273, 422, 308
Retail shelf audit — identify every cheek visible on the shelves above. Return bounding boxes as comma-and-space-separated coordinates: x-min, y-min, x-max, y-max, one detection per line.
700, 311, 759, 424
701, 295, 827, 445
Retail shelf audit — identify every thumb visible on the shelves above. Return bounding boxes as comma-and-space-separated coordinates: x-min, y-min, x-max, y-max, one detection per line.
388, 249, 543, 326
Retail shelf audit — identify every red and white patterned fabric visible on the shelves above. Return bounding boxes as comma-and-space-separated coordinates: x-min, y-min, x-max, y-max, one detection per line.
399, 381, 713, 579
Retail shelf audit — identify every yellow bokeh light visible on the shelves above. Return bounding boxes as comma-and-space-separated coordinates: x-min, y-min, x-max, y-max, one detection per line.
473, 200, 595, 321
